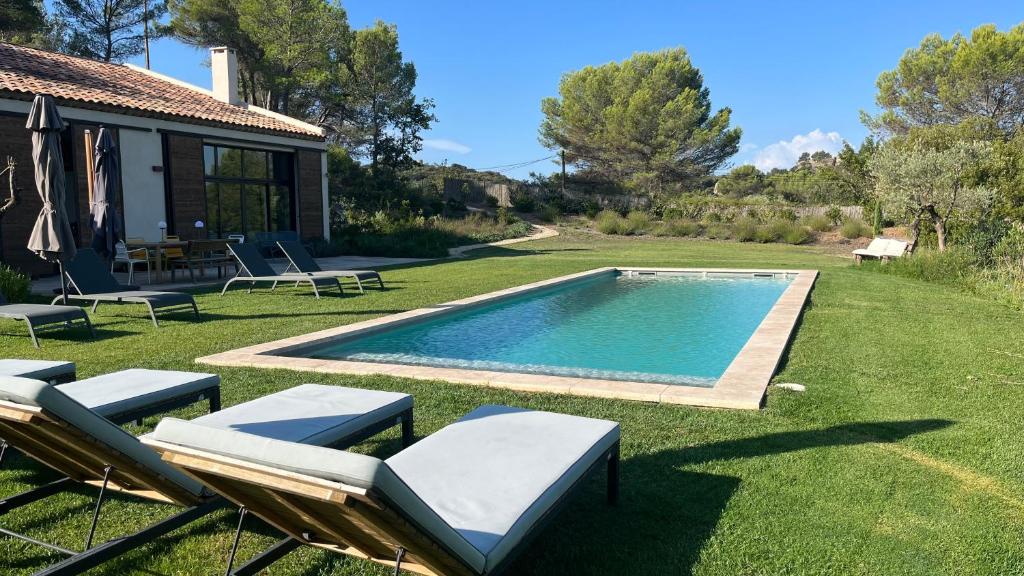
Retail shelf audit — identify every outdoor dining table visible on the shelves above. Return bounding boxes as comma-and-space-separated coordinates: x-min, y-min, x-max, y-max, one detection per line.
125, 240, 188, 284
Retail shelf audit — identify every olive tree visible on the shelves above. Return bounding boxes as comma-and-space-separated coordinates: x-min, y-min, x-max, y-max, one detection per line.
869, 141, 993, 251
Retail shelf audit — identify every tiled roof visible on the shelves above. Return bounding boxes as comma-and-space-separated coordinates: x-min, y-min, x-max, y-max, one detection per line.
0, 43, 323, 140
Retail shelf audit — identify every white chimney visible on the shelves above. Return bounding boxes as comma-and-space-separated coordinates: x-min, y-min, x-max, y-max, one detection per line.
210, 47, 241, 105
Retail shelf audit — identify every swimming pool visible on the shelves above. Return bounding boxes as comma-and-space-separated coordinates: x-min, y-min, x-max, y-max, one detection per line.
199, 267, 817, 409
299, 272, 790, 387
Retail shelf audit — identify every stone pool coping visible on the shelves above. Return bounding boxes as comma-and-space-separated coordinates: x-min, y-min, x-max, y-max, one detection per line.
197, 267, 818, 410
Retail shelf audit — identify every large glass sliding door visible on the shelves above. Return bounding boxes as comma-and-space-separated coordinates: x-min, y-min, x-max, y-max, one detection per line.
202, 144, 295, 239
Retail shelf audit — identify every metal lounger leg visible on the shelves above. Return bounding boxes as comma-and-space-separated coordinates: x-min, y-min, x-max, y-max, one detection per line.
354, 277, 365, 293
378, 276, 385, 289
24, 320, 39, 348
0, 479, 75, 516
146, 302, 160, 327
85, 466, 114, 549
191, 300, 201, 320
607, 443, 620, 506
92, 300, 100, 313
83, 315, 96, 338
308, 280, 320, 299
229, 537, 302, 576
0, 440, 6, 467
401, 408, 414, 448
224, 507, 248, 576
35, 498, 226, 576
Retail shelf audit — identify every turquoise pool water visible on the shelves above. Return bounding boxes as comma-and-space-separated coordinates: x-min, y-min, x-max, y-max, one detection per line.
297, 272, 792, 387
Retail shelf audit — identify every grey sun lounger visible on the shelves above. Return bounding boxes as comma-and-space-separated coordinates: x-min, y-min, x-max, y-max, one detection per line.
0, 376, 412, 576
222, 243, 343, 299
144, 405, 620, 576
54, 248, 199, 327
0, 359, 76, 383
278, 240, 384, 293
0, 290, 94, 347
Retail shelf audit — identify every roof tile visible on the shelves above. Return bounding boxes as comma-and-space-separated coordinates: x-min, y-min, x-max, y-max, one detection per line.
0, 43, 323, 140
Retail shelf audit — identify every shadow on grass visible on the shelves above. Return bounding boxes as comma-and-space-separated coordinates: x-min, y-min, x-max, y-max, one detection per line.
0, 419, 952, 575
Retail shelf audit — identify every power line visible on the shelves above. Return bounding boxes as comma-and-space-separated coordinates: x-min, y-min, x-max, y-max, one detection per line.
475, 155, 557, 173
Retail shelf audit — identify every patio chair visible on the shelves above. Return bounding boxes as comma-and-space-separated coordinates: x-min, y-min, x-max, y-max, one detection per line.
0, 289, 94, 348
853, 238, 910, 264
221, 242, 343, 299
278, 240, 384, 293
54, 248, 200, 327
144, 405, 620, 576
169, 239, 238, 283
255, 230, 299, 257
0, 375, 413, 576
110, 240, 151, 285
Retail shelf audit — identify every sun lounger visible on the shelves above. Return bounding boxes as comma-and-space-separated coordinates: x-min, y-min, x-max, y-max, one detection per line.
0, 290, 94, 347
0, 376, 412, 576
0, 359, 76, 384
145, 404, 620, 576
222, 243, 343, 299
853, 238, 910, 264
278, 240, 384, 293
54, 248, 199, 327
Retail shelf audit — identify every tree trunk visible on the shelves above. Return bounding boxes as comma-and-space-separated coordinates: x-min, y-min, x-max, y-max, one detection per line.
908, 211, 922, 251
923, 205, 946, 251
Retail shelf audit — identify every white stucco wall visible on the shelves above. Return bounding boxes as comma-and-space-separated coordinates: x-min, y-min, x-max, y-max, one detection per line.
118, 129, 166, 241
0, 98, 328, 241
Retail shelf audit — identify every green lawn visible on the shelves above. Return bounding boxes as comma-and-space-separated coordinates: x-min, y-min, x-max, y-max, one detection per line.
2, 231, 1023, 575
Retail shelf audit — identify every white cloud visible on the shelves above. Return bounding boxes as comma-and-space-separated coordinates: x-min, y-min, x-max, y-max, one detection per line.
752, 129, 843, 171
739, 142, 759, 152
422, 138, 472, 155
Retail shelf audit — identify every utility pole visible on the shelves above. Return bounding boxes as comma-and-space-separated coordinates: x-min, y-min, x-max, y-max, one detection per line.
143, 0, 151, 69
560, 149, 566, 195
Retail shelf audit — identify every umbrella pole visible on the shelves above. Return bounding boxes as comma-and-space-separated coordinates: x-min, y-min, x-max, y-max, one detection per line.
58, 261, 68, 305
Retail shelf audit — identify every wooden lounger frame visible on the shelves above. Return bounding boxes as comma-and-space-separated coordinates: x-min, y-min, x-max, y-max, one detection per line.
145, 438, 620, 576
0, 396, 223, 576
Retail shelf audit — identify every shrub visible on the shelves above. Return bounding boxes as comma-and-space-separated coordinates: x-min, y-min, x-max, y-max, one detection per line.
783, 226, 812, 245
0, 264, 29, 302
703, 211, 723, 224
484, 195, 499, 208
826, 205, 843, 225
754, 225, 781, 243
840, 218, 871, 239
802, 214, 833, 232
732, 217, 759, 242
582, 200, 601, 219
537, 204, 561, 223
595, 210, 626, 234
510, 191, 535, 213
654, 219, 701, 237
624, 210, 652, 235
872, 201, 883, 236
883, 247, 976, 284
705, 224, 732, 239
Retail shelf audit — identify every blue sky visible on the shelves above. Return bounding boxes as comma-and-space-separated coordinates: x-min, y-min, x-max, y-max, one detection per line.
129, 1, 1022, 179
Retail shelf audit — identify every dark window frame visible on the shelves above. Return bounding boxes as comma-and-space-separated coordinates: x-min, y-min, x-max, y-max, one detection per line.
201, 143, 295, 239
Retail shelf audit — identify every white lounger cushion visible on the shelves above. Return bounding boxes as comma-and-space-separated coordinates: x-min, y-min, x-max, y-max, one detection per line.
0, 376, 205, 497
386, 405, 620, 571
187, 384, 412, 444
150, 404, 620, 573
0, 359, 75, 382
56, 369, 219, 419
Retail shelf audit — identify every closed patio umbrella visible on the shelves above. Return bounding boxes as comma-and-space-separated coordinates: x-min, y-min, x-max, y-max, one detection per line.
89, 126, 121, 258
25, 94, 76, 304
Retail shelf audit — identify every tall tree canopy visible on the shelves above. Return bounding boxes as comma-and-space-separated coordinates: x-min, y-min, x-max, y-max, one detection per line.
55, 0, 164, 62
168, 1, 432, 169
540, 48, 741, 194
0, 0, 45, 43
869, 140, 993, 250
865, 23, 1024, 138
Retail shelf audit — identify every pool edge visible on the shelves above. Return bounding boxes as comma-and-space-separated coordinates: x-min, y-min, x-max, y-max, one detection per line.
197, 267, 818, 410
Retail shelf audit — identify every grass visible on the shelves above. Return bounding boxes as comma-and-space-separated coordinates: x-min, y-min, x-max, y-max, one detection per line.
2, 230, 1024, 575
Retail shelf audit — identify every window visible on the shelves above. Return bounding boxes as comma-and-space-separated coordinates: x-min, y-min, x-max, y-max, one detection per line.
202, 144, 295, 239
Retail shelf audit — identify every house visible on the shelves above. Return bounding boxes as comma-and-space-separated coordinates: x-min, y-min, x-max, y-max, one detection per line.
0, 42, 329, 276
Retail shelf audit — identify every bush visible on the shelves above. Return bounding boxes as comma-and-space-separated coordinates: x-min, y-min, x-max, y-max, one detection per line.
703, 211, 723, 224
536, 204, 561, 223
782, 226, 812, 245
826, 205, 843, 225
732, 217, 759, 242
624, 210, 652, 235
653, 219, 701, 237
0, 264, 29, 302
840, 218, 871, 239
484, 195, 499, 208
754, 225, 781, 243
801, 214, 833, 232
882, 247, 976, 284
510, 191, 535, 213
705, 224, 732, 239
595, 210, 627, 234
